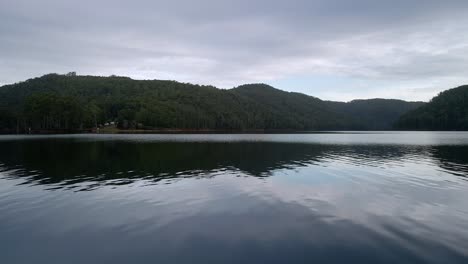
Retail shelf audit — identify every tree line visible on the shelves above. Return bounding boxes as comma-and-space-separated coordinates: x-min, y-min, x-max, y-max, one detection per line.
395, 85, 468, 130
0, 73, 429, 133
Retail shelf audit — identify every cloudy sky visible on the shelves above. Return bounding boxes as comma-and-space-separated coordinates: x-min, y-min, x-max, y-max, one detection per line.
1, 0, 468, 101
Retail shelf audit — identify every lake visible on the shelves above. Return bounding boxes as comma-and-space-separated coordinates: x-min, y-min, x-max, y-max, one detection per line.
1, 132, 468, 263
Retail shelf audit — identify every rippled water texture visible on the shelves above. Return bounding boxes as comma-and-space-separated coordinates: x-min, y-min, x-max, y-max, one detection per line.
1, 132, 468, 263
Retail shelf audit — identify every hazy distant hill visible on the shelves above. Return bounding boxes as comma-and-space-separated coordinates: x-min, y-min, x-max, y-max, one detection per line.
396, 85, 468, 130
326, 99, 425, 130
0, 74, 425, 132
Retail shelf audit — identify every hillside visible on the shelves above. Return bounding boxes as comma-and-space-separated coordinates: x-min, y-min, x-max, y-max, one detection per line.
396, 85, 468, 130
326, 99, 424, 130
0, 74, 423, 132
230, 84, 360, 130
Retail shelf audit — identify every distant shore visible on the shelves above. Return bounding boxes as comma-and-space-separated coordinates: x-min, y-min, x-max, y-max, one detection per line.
0, 127, 314, 135
1, 127, 464, 135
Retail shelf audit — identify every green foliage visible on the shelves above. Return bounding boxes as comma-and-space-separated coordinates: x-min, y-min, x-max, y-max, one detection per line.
0, 74, 426, 132
23, 93, 99, 130
396, 85, 468, 130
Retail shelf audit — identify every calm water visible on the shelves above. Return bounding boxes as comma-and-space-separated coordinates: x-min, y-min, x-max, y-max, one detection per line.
1, 132, 468, 263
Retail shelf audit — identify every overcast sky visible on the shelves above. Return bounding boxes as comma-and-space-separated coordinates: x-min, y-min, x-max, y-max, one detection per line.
1, 0, 468, 101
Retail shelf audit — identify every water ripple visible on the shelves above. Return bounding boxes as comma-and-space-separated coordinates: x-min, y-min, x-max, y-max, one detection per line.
1, 134, 468, 263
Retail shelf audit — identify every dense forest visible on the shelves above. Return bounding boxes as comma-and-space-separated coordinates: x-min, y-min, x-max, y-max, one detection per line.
395, 85, 468, 130
326, 99, 424, 130
0, 73, 425, 133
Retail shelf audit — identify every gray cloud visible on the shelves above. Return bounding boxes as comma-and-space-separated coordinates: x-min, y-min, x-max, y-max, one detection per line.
1, 0, 468, 101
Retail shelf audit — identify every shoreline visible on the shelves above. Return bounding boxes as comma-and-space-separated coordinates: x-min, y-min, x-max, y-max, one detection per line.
0, 128, 337, 135
0, 128, 465, 135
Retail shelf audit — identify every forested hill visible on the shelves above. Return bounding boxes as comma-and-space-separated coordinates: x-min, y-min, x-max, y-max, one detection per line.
396, 85, 468, 130
0, 74, 423, 132
326, 99, 425, 130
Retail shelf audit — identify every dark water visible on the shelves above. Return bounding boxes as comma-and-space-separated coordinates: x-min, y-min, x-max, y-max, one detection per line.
1, 132, 468, 264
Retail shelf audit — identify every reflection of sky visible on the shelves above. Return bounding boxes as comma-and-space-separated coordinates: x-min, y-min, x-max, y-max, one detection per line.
2, 135, 468, 263
2, 151, 468, 256
2, 132, 468, 145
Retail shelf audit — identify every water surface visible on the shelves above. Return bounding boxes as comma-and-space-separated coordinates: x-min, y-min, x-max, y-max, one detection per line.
1, 132, 468, 263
